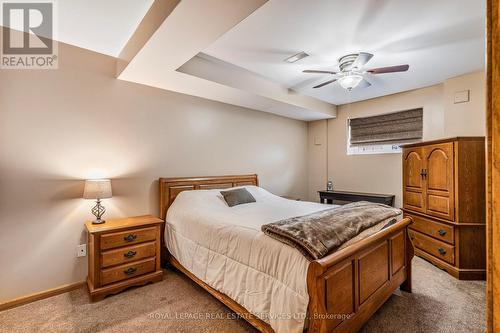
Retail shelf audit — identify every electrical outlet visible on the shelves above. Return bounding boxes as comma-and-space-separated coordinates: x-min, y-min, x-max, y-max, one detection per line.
77, 244, 87, 257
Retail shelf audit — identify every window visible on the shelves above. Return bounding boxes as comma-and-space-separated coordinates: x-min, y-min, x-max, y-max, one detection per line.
347, 108, 423, 155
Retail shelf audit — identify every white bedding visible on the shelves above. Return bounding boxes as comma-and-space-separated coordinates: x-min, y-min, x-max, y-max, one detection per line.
165, 186, 332, 333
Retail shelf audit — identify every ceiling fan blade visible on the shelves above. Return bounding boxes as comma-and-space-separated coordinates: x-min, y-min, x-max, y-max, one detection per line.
367, 64, 409, 74
357, 78, 372, 88
351, 52, 373, 69
303, 69, 337, 75
313, 79, 337, 88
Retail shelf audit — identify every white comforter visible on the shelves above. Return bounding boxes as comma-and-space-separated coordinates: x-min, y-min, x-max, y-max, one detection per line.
165, 186, 333, 333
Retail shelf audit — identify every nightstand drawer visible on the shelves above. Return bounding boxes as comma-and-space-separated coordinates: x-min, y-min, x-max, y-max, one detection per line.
100, 241, 156, 268
100, 257, 156, 285
407, 213, 454, 244
409, 230, 455, 265
100, 227, 157, 250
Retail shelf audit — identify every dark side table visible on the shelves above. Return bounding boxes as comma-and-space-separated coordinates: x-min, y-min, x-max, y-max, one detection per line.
318, 190, 395, 207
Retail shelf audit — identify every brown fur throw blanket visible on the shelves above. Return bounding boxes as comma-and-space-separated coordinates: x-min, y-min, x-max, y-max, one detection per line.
261, 201, 401, 260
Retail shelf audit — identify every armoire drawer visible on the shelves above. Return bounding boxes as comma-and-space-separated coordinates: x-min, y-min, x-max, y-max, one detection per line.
409, 230, 455, 265
406, 213, 454, 244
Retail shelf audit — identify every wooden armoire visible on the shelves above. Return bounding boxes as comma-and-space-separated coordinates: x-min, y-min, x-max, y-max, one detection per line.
401, 137, 486, 280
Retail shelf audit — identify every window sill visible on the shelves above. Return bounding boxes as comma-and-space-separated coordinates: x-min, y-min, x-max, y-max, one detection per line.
347, 144, 402, 155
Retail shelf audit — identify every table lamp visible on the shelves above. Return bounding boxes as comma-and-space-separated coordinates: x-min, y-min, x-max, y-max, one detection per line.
83, 179, 112, 224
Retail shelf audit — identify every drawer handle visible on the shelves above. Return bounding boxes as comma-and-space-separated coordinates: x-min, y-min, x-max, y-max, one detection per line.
438, 229, 447, 236
124, 250, 137, 258
124, 267, 137, 275
438, 248, 447, 256
124, 234, 137, 242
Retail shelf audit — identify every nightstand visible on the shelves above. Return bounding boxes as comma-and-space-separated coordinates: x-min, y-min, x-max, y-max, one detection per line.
85, 215, 164, 301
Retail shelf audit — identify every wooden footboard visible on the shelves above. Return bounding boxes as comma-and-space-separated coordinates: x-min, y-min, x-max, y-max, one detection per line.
306, 217, 414, 333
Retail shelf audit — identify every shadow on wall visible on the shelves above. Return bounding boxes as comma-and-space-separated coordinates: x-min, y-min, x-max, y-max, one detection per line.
50, 179, 85, 201
0, 166, 159, 235
149, 179, 160, 219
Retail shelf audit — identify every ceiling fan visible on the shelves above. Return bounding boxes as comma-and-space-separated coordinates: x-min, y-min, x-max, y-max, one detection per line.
302, 52, 409, 91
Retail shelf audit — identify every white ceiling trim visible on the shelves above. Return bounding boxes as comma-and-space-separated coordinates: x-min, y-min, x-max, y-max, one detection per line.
117, 0, 337, 120
176, 53, 336, 120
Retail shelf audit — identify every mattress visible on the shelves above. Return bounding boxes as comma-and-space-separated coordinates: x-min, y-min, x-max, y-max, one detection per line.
164, 186, 396, 333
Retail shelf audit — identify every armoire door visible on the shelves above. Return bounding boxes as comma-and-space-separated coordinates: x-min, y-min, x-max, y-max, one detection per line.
424, 143, 455, 221
403, 147, 426, 213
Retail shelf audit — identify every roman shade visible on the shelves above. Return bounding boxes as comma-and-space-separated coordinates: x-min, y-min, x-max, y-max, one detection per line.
349, 108, 423, 146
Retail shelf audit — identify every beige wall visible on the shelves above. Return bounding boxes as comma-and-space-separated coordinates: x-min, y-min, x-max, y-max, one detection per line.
0, 43, 309, 301
443, 71, 486, 136
308, 71, 486, 207
307, 120, 328, 201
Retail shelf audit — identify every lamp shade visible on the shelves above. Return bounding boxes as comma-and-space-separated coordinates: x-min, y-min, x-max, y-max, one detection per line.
83, 179, 112, 199
339, 74, 363, 91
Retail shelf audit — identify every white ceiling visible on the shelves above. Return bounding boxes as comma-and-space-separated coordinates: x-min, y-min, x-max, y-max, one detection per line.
57, 0, 154, 56
0, 0, 154, 57
1, 0, 486, 119
118, 0, 337, 121
204, 0, 486, 105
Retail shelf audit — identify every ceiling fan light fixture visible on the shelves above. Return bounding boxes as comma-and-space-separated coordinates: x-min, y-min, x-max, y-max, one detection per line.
339, 74, 363, 91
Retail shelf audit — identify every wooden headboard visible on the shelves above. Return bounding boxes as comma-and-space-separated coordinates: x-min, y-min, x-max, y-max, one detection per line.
159, 174, 258, 219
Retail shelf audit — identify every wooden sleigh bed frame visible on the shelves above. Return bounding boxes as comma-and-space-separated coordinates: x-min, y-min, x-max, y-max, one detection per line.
159, 174, 414, 333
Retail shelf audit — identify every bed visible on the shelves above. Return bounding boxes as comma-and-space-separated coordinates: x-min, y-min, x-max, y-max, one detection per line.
159, 175, 414, 333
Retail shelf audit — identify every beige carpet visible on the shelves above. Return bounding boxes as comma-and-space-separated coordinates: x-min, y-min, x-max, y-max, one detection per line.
0, 257, 485, 333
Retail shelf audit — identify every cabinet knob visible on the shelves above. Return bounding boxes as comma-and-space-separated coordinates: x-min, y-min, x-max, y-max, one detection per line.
124, 250, 137, 258
438, 229, 447, 236
124, 234, 137, 242
438, 248, 446, 256
124, 267, 137, 275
